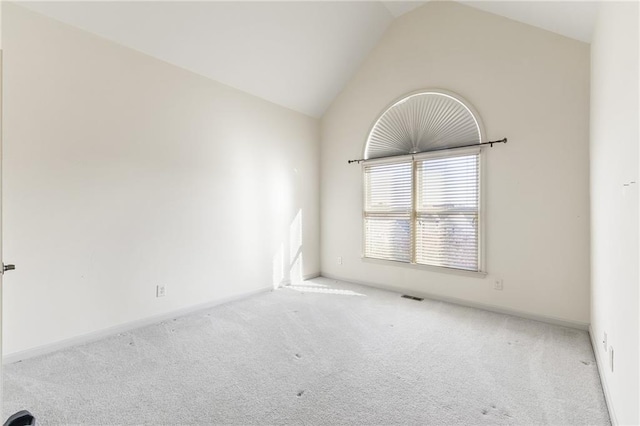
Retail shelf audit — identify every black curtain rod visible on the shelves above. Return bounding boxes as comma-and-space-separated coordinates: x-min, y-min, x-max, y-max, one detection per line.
347, 137, 508, 164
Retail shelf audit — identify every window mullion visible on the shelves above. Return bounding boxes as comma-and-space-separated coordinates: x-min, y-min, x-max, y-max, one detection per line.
410, 158, 417, 264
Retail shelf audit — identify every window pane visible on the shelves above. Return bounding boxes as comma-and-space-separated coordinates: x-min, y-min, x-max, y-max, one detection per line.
417, 155, 478, 212
364, 162, 412, 213
415, 153, 480, 271
415, 213, 478, 271
363, 152, 481, 271
364, 216, 411, 263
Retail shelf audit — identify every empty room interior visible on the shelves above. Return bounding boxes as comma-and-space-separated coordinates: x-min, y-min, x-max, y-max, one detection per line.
0, 0, 639, 425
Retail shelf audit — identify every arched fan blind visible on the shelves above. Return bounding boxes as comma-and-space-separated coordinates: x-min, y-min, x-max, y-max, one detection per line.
365, 91, 482, 160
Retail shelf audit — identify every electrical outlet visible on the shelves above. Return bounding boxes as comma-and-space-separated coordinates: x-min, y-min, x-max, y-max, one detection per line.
603, 332, 607, 352
156, 284, 166, 298
609, 346, 614, 372
494, 278, 503, 291
337, 256, 343, 265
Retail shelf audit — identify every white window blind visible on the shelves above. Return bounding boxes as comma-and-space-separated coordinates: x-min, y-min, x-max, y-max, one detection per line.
363, 152, 481, 272
363, 161, 412, 262
415, 154, 479, 271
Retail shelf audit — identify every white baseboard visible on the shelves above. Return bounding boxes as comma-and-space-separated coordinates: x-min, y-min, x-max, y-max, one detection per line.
319, 273, 590, 331
278, 273, 321, 287
589, 325, 617, 425
3, 286, 273, 365
303, 272, 321, 280
279, 273, 321, 287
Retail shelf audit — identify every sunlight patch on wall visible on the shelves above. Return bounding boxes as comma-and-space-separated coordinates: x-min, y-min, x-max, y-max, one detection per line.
289, 209, 303, 285
272, 209, 304, 288
272, 242, 285, 289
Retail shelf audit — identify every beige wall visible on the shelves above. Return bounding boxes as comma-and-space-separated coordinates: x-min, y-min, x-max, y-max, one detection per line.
320, 1, 591, 325
2, 3, 320, 356
590, 2, 640, 424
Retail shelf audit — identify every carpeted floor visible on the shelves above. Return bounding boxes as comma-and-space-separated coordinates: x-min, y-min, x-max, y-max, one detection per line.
3, 278, 610, 425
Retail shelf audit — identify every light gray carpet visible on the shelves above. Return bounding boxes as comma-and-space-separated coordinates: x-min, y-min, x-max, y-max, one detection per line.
4, 278, 609, 425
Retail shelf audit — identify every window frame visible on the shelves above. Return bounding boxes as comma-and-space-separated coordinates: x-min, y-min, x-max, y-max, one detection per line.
361, 146, 486, 277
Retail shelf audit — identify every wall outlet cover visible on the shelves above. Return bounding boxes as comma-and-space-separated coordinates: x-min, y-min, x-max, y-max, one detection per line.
156, 284, 166, 298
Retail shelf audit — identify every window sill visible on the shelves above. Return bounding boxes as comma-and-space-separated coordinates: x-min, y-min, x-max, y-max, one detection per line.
361, 256, 488, 278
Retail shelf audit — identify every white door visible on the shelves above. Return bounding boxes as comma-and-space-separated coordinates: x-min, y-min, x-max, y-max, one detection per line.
0, 45, 20, 418
0, 31, 4, 419
0, 10, 27, 422
0, 9, 20, 424
0, 0, 4, 410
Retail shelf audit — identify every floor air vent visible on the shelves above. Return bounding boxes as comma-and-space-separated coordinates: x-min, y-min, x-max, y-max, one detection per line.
401, 294, 424, 301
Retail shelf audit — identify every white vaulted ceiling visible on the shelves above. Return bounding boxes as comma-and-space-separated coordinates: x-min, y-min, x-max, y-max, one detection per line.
16, 1, 396, 117
461, 1, 598, 44
15, 1, 599, 118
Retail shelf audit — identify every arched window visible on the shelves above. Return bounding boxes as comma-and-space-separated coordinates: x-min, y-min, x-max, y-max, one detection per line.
363, 90, 484, 272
